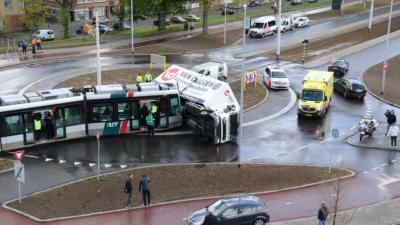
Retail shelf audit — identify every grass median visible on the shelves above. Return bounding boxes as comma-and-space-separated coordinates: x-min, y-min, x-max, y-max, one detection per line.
0, 158, 14, 172
6, 163, 352, 220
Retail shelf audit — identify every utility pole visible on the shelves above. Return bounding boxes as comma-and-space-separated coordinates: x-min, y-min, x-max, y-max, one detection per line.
95, 12, 101, 85
224, 2, 227, 44
381, 0, 394, 94
96, 132, 101, 192
130, 0, 134, 55
276, 0, 282, 60
368, 0, 375, 32
239, 4, 247, 165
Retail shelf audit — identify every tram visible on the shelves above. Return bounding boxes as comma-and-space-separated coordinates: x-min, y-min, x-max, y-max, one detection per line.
0, 82, 182, 151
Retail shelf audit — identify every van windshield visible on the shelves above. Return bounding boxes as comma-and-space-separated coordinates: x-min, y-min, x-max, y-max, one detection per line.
301, 90, 323, 101
252, 22, 264, 28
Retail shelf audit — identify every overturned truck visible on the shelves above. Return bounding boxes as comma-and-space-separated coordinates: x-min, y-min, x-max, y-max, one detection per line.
156, 65, 240, 144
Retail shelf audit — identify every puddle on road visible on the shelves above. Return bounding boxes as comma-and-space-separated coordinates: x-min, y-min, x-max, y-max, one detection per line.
308, 42, 355, 57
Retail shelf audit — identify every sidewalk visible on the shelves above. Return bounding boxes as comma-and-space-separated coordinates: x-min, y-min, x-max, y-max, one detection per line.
346, 124, 400, 151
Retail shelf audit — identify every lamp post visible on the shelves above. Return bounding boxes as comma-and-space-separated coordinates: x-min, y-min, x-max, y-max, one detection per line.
239, 4, 247, 164
224, 2, 227, 44
130, 0, 134, 55
380, 0, 393, 94
368, 0, 375, 31
95, 12, 101, 85
276, 0, 282, 60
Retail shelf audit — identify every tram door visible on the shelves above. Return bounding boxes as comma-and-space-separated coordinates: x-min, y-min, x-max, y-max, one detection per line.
22, 113, 34, 145
129, 101, 140, 130
54, 108, 66, 139
159, 97, 169, 128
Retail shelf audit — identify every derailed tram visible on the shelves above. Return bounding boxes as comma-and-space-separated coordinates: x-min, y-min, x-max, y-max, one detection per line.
0, 82, 182, 151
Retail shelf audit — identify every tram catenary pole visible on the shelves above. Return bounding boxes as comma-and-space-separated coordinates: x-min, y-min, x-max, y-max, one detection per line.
380, 0, 393, 94
239, 4, 247, 165
95, 12, 101, 85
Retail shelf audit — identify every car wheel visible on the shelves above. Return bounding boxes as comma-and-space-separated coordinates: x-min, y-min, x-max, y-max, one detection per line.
343, 91, 347, 98
253, 218, 265, 225
282, 28, 286, 32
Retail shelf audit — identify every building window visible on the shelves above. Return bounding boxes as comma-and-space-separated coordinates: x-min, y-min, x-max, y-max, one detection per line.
95, 0, 106, 2
94, 7, 104, 16
17, 0, 24, 7
4, 0, 12, 10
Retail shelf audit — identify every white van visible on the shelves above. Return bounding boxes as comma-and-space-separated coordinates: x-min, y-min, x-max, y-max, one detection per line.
33, 29, 55, 41
279, 16, 294, 32
248, 16, 277, 38
191, 61, 228, 81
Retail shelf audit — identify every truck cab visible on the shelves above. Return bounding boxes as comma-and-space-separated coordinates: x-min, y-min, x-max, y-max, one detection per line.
297, 71, 333, 118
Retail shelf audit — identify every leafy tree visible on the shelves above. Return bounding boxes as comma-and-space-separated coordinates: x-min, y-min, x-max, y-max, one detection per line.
145, 0, 188, 31
114, 0, 129, 30
55, 0, 73, 39
21, 0, 48, 35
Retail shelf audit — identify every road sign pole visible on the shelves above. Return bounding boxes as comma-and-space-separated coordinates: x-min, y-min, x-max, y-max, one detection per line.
18, 181, 21, 204
239, 4, 247, 165
368, 0, 374, 32
131, 0, 134, 55
97, 132, 100, 192
276, 0, 282, 60
95, 12, 101, 86
224, 3, 227, 44
381, 0, 393, 94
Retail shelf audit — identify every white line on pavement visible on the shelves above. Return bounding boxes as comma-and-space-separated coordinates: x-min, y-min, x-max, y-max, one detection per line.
350, 126, 357, 130
371, 167, 378, 171
104, 164, 112, 168
89, 163, 96, 167
285, 202, 292, 205
362, 171, 369, 174
120, 165, 127, 169
276, 152, 287, 156
74, 162, 81, 166
381, 163, 388, 167
247, 156, 264, 161
59, 160, 66, 164
296, 145, 309, 151
391, 159, 397, 163
320, 138, 332, 144
45, 158, 53, 162
25, 154, 39, 159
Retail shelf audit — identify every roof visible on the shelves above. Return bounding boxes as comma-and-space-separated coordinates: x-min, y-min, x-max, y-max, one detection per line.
254, 16, 276, 22
222, 196, 262, 205
155, 65, 239, 112
304, 71, 333, 82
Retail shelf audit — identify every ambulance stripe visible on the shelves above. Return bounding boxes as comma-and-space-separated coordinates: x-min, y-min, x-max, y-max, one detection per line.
119, 120, 128, 134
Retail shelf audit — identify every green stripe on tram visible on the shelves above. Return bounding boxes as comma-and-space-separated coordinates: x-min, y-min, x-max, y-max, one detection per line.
103, 121, 121, 135
110, 93, 127, 99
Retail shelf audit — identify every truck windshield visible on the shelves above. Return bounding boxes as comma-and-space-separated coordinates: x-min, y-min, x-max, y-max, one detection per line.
252, 22, 264, 28
301, 90, 323, 101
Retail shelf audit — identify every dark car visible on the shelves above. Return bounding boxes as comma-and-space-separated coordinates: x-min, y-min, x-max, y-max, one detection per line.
187, 196, 270, 225
334, 78, 366, 99
153, 19, 171, 26
170, 16, 187, 24
328, 59, 349, 76
222, 8, 236, 15
249, 0, 261, 7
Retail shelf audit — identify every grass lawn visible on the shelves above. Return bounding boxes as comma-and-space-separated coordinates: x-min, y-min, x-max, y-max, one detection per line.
0, 158, 14, 172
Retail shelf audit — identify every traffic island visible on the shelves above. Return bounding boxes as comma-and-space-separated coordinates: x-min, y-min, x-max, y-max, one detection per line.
4, 163, 352, 221
346, 124, 400, 150
54, 68, 267, 111
363, 55, 400, 107
0, 158, 14, 173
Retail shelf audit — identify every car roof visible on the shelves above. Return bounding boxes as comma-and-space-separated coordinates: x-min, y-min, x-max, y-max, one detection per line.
266, 66, 284, 72
345, 78, 363, 84
221, 195, 263, 206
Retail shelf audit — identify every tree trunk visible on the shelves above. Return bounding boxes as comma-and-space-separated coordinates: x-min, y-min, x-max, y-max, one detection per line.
157, 1, 167, 32
202, 0, 210, 34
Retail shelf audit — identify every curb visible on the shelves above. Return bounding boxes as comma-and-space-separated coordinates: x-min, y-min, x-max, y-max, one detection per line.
2, 162, 355, 222
344, 132, 400, 151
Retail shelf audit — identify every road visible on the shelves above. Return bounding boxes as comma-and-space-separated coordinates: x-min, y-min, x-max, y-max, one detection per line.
0, 3, 400, 224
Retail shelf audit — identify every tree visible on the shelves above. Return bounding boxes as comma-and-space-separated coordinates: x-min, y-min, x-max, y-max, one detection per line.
55, 0, 73, 39
146, 0, 188, 31
21, 0, 48, 35
201, 0, 211, 34
114, 0, 129, 30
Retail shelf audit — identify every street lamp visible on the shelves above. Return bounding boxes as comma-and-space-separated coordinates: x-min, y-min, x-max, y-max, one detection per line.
95, 11, 101, 85
239, 4, 247, 164
368, 0, 375, 31
276, 0, 282, 60
380, 0, 393, 94
130, 0, 134, 55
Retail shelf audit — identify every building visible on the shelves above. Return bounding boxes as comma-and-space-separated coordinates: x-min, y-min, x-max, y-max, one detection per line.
73, 0, 117, 22
0, 0, 24, 32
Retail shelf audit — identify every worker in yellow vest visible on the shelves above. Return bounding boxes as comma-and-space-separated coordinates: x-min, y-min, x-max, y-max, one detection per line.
151, 103, 158, 127
144, 72, 153, 82
34, 114, 42, 141
136, 73, 143, 83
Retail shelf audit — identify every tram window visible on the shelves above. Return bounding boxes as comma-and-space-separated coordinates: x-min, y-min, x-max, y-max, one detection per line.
64, 106, 81, 126
159, 98, 168, 114
117, 103, 129, 121
92, 103, 113, 122
4, 115, 23, 136
130, 102, 139, 118
222, 118, 227, 140
170, 97, 180, 116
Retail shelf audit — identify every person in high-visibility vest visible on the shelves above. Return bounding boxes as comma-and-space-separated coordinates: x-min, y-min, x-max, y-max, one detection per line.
151, 103, 158, 127
34, 114, 42, 141
144, 72, 153, 82
136, 73, 143, 83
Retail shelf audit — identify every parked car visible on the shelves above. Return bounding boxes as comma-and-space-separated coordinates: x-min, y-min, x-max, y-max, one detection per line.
328, 59, 349, 76
308, 0, 318, 2
98, 24, 114, 33
264, 66, 290, 89
113, 22, 131, 30
170, 16, 187, 24
187, 196, 270, 225
249, 0, 261, 7
294, 16, 311, 28
185, 14, 201, 22
33, 29, 55, 41
291, 0, 303, 5
334, 78, 366, 99
153, 19, 171, 26
222, 7, 236, 15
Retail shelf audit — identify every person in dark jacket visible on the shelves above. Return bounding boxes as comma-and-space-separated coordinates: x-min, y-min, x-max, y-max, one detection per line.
124, 174, 133, 207
317, 202, 329, 225
386, 110, 397, 134
139, 174, 151, 206
140, 104, 149, 128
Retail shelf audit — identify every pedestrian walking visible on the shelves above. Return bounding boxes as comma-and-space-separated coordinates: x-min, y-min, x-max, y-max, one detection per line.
124, 174, 134, 207
190, 21, 195, 32
36, 37, 42, 51
21, 40, 27, 55
146, 113, 155, 136
317, 202, 329, 225
387, 124, 399, 148
31, 38, 36, 54
140, 104, 149, 128
151, 102, 158, 127
385, 110, 396, 134
34, 113, 42, 141
272, 2, 278, 15
139, 174, 151, 206
184, 21, 189, 31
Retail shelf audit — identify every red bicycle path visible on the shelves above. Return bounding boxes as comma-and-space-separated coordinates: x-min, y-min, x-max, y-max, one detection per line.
1, 172, 400, 225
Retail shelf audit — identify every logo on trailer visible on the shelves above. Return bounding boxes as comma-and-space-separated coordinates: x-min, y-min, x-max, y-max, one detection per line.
161, 67, 180, 81
212, 83, 222, 90
224, 90, 230, 96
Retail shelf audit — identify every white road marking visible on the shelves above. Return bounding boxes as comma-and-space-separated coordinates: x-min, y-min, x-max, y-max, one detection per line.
247, 156, 264, 161
350, 126, 357, 130
362, 171, 369, 175
25, 154, 39, 159
339, 132, 346, 136
59, 160, 66, 164
276, 152, 287, 156
391, 159, 397, 163
89, 163, 96, 167
74, 162, 81, 166
285, 201, 292, 205
104, 164, 112, 168
296, 145, 309, 151
371, 167, 378, 171
381, 163, 388, 167
120, 165, 127, 169
320, 138, 332, 144
45, 158, 53, 162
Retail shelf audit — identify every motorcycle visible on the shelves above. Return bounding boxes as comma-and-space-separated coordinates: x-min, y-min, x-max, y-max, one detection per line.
358, 116, 379, 141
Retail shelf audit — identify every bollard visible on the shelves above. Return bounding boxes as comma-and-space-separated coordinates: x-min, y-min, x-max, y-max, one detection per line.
302, 39, 309, 64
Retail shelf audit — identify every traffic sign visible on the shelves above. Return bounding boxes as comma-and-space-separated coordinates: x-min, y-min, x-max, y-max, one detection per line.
96, 131, 100, 140
383, 63, 388, 69
12, 150, 25, 161
14, 161, 25, 183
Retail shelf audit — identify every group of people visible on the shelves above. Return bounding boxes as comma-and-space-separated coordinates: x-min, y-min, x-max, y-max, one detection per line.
183, 20, 195, 32
136, 72, 153, 83
18, 37, 42, 55
385, 110, 399, 148
124, 174, 151, 207
34, 112, 55, 142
